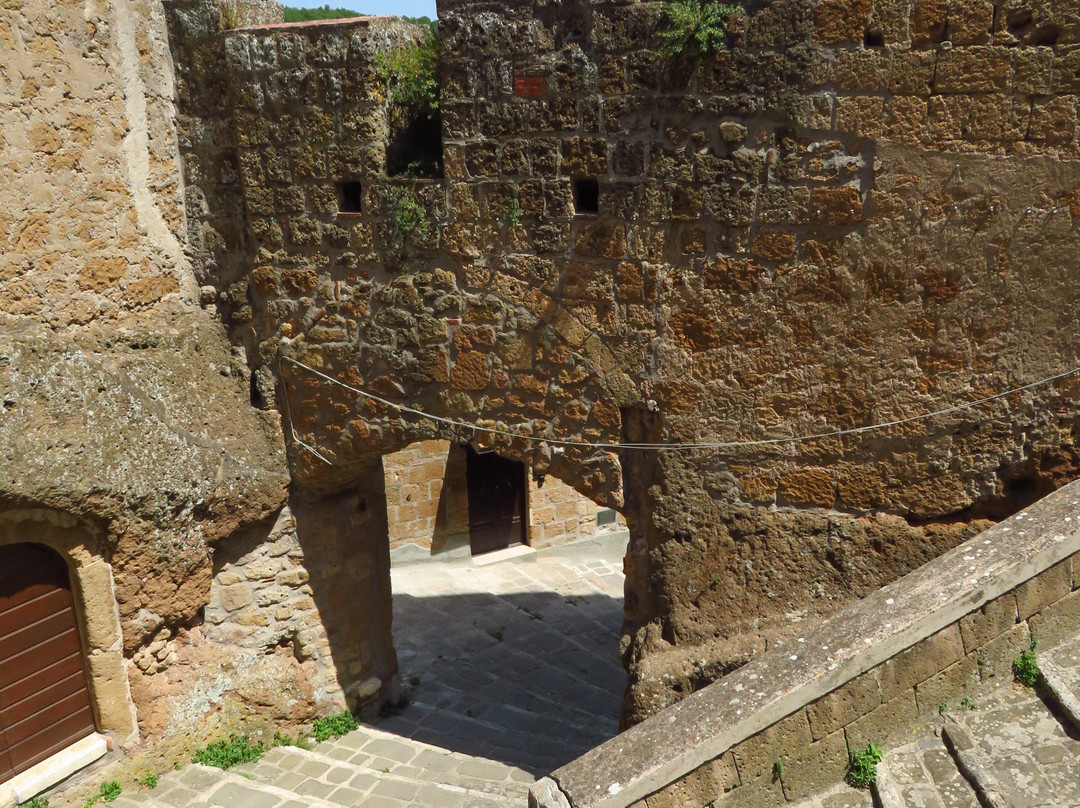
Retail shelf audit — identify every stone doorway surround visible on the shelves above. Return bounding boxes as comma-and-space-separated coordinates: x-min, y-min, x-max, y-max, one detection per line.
0, 508, 138, 804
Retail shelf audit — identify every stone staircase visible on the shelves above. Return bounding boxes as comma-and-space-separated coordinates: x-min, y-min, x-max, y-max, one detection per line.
790, 633, 1080, 808
109, 723, 532, 808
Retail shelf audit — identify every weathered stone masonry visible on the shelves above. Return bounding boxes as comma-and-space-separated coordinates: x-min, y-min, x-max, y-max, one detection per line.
164, 0, 1080, 725
170, 0, 1080, 726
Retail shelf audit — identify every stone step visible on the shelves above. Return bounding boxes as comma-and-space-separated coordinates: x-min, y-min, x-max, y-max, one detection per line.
147, 763, 342, 808
235, 730, 530, 807
874, 734, 981, 808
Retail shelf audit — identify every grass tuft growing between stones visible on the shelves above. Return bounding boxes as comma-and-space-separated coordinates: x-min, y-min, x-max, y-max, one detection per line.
845, 743, 883, 789
311, 710, 359, 743
1013, 640, 1041, 687
83, 780, 121, 808
17, 799, 49, 808
193, 734, 265, 770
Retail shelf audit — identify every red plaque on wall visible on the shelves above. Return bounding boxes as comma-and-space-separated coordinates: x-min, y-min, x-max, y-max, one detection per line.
514, 75, 547, 98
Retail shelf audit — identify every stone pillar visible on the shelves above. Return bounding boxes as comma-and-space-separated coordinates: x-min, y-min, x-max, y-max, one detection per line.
291, 461, 400, 717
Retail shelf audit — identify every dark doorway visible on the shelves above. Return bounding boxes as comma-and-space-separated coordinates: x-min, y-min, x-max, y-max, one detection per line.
0, 544, 96, 783
465, 446, 527, 555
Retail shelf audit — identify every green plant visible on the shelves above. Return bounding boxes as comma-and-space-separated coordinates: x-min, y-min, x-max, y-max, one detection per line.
383, 185, 431, 254
312, 710, 359, 743
376, 30, 442, 176
845, 743, 883, 789
138, 772, 158, 789
506, 198, 524, 226
1013, 640, 1041, 687
18, 798, 49, 808
192, 734, 264, 770
960, 696, 977, 710
83, 781, 122, 808
486, 626, 505, 642
407, 675, 422, 688
657, 0, 741, 67
771, 758, 784, 782
710, 572, 722, 585
938, 700, 948, 714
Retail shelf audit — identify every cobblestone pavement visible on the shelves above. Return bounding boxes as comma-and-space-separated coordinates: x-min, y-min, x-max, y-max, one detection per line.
381, 532, 629, 775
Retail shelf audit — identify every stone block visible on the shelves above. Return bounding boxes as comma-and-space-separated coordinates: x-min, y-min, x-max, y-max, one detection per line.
806, 671, 882, 740
219, 582, 254, 612
732, 711, 813, 782
87, 651, 136, 739
913, 653, 979, 718
779, 729, 848, 801
643, 753, 738, 808
975, 621, 1031, 684
77, 560, 121, 651
959, 592, 1018, 653
844, 689, 919, 751
1029, 589, 1080, 649
714, 774, 785, 808
933, 47, 1011, 93
1016, 559, 1072, 620
878, 624, 964, 701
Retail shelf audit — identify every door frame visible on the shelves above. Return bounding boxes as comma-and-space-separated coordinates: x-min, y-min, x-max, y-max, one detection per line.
0, 510, 138, 749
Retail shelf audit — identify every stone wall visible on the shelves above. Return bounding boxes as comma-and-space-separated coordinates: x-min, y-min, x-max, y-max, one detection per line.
0, 0, 403, 781
168, 0, 1080, 725
530, 481, 1080, 808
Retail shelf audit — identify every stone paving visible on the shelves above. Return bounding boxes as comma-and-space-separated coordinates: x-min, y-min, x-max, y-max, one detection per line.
873, 634, 1080, 808
381, 532, 628, 775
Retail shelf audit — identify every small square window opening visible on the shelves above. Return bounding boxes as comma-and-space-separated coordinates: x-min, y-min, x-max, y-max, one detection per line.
573, 178, 600, 215
338, 182, 363, 214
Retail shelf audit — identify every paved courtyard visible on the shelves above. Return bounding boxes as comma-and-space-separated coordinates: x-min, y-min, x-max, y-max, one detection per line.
379, 532, 629, 775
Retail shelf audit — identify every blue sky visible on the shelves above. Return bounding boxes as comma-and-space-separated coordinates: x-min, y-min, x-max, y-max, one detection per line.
286, 0, 437, 17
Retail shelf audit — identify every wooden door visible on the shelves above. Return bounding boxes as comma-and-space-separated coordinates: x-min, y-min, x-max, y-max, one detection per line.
0, 544, 96, 783
465, 447, 527, 556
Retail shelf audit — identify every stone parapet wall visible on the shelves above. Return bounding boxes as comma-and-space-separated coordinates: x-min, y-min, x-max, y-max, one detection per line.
531, 479, 1080, 808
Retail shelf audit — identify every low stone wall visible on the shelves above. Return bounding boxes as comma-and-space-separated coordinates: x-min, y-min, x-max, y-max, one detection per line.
531, 479, 1080, 808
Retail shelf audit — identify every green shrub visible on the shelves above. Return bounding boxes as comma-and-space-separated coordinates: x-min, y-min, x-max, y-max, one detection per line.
311, 710, 359, 743
845, 743, 883, 789
18, 798, 49, 808
658, 0, 741, 65
192, 734, 264, 770
1013, 640, 1041, 687
376, 31, 442, 176
138, 772, 158, 789
282, 5, 361, 22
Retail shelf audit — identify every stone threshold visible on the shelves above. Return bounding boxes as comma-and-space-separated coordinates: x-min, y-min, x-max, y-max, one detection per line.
471, 544, 537, 566
0, 734, 110, 807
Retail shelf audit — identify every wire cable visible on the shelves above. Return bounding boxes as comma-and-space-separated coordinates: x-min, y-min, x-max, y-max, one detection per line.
280, 357, 1080, 454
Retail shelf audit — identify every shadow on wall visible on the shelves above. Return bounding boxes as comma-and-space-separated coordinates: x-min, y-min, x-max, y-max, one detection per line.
377, 589, 626, 775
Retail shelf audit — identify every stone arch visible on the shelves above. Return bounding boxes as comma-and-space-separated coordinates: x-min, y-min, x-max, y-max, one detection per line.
0, 509, 138, 747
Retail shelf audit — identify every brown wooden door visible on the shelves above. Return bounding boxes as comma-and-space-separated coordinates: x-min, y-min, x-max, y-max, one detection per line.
0, 544, 96, 784
465, 447, 527, 556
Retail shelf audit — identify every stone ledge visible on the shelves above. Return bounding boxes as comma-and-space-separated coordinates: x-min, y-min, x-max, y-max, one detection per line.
534, 480, 1080, 808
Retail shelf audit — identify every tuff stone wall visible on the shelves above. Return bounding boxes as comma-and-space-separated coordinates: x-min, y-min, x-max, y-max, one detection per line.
0, 0, 402, 783
167, 0, 1080, 726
